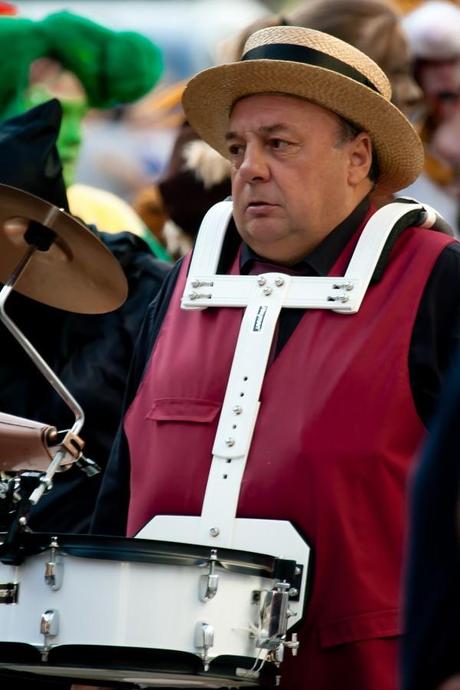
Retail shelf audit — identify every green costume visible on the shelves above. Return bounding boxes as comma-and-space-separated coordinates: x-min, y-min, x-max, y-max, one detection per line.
0, 11, 163, 119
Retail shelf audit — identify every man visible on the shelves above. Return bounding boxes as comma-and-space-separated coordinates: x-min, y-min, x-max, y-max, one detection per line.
92, 26, 460, 690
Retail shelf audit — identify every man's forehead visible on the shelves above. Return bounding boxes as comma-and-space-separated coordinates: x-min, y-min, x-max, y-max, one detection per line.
230, 91, 315, 114
226, 93, 342, 135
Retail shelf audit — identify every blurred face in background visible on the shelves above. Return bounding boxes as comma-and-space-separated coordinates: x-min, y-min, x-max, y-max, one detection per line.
414, 57, 460, 168
25, 58, 88, 186
378, 24, 423, 123
415, 58, 460, 123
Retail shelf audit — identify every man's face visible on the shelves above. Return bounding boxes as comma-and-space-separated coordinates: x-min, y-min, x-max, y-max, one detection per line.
227, 94, 371, 265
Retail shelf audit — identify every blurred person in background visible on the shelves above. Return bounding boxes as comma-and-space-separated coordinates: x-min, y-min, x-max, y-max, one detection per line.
402, 0, 460, 237
0, 8, 170, 536
137, 0, 423, 259
0, 6, 170, 260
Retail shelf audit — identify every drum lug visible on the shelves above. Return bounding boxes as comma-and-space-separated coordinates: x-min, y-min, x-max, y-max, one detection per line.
194, 621, 214, 671
199, 548, 219, 602
40, 608, 59, 660
44, 537, 63, 591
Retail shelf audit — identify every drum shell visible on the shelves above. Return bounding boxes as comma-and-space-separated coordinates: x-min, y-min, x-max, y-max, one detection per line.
0, 550, 269, 659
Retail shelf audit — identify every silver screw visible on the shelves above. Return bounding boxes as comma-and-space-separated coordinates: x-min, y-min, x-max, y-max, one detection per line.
263, 286, 273, 296
257, 276, 266, 286
232, 405, 243, 415
209, 527, 220, 537
225, 437, 235, 447
274, 277, 285, 287
333, 282, 354, 291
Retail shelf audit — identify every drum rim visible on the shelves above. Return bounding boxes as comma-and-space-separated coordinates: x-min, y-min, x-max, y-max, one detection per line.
0, 531, 297, 579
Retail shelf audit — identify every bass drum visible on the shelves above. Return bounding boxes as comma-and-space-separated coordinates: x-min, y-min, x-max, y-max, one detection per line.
0, 532, 300, 687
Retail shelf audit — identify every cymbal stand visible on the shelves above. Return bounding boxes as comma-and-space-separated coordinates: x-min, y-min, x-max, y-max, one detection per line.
0, 238, 85, 517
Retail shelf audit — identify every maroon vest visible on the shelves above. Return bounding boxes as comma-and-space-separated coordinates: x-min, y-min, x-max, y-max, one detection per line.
124, 214, 452, 687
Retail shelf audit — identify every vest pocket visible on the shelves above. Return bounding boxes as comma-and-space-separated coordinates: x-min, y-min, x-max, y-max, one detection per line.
146, 398, 221, 424
319, 609, 400, 648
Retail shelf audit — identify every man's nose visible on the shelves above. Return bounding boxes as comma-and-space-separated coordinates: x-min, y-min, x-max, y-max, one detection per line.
239, 143, 270, 183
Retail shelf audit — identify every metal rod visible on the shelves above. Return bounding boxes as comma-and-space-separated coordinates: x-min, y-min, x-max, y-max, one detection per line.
28, 449, 68, 505
0, 246, 85, 434
0, 245, 85, 508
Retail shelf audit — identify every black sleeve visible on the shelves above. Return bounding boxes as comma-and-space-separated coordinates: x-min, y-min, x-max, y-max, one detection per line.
90, 259, 184, 535
402, 347, 460, 690
410, 241, 460, 425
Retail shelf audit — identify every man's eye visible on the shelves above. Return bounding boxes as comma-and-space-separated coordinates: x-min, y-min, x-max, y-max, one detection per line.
269, 138, 289, 150
228, 143, 244, 157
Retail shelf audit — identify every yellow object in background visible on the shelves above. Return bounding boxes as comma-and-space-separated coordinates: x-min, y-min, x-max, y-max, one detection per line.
67, 183, 146, 235
67, 183, 172, 262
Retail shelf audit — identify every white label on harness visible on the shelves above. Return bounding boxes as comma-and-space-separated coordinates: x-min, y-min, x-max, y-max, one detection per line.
253, 306, 267, 332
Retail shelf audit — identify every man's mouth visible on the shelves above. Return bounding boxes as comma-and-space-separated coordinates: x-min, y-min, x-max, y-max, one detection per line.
247, 201, 274, 208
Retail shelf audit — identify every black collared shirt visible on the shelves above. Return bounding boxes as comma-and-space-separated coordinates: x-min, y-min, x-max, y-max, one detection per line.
91, 198, 460, 535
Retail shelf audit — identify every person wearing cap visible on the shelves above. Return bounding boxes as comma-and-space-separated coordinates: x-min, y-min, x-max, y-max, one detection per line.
92, 26, 460, 689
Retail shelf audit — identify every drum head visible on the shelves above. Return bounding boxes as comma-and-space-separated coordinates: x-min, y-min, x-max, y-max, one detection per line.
0, 645, 275, 687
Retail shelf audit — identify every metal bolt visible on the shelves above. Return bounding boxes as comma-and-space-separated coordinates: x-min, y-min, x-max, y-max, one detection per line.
209, 527, 220, 537
263, 286, 273, 296
274, 277, 285, 287
191, 280, 200, 288
19, 516, 27, 526
232, 405, 243, 415
257, 276, 266, 286
328, 295, 349, 303
225, 437, 235, 447
288, 587, 299, 598
188, 291, 199, 300
294, 566, 301, 576
333, 282, 354, 291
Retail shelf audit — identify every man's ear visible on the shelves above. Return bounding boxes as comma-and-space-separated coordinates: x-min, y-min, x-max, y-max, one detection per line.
347, 132, 373, 186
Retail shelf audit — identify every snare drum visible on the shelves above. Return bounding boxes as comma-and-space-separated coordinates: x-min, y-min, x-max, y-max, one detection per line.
0, 532, 302, 687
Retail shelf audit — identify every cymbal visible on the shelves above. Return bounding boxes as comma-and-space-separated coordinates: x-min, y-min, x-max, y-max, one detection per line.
0, 184, 128, 314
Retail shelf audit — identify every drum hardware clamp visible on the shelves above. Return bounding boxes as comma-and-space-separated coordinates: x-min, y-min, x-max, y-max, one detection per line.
40, 608, 59, 661
254, 581, 300, 660
194, 621, 214, 671
199, 549, 219, 602
44, 537, 63, 591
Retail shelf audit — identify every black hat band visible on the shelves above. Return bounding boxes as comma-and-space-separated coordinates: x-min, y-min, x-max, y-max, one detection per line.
242, 43, 380, 94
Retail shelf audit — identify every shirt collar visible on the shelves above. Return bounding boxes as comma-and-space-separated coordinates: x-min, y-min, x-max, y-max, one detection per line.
240, 195, 370, 276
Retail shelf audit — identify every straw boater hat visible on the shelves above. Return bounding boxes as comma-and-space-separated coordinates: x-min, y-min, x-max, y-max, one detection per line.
182, 26, 424, 192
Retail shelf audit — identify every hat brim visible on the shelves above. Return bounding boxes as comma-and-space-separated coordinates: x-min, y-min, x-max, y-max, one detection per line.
183, 60, 424, 192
